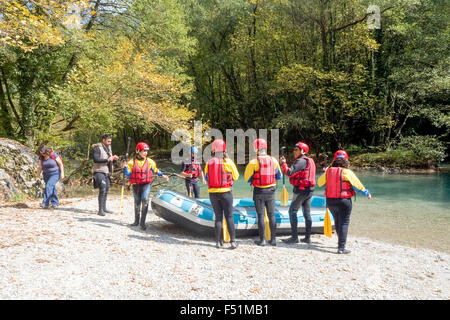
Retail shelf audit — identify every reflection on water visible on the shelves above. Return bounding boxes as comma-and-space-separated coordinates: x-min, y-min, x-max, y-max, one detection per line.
158, 163, 450, 253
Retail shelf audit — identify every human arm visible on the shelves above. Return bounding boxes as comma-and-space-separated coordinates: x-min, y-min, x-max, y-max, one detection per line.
204, 163, 208, 183
199, 166, 206, 184
122, 159, 133, 178
272, 157, 283, 180
55, 156, 64, 180
244, 161, 256, 183
224, 158, 240, 181
93, 146, 118, 163
93, 147, 108, 163
343, 169, 372, 198
150, 159, 169, 182
280, 157, 307, 176
180, 162, 193, 178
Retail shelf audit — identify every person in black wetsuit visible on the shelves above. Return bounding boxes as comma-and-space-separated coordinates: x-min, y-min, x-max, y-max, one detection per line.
280, 142, 316, 244
92, 134, 119, 216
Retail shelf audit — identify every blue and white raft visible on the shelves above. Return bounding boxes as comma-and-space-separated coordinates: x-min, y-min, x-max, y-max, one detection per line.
151, 189, 334, 237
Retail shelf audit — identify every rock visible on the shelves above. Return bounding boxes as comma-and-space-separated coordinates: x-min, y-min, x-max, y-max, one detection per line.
0, 138, 38, 200
0, 169, 17, 200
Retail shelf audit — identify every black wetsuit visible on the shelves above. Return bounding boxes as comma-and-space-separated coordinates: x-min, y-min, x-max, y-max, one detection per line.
209, 191, 236, 243
327, 198, 352, 251
284, 156, 314, 238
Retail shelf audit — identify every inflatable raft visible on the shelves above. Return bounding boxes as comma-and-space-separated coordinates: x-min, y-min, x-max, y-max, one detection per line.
151, 189, 333, 237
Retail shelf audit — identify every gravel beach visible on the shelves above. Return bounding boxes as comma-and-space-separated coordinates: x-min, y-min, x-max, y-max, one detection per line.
0, 195, 449, 300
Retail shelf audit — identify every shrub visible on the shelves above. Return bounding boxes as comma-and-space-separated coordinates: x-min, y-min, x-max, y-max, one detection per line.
351, 135, 447, 169
395, 135, 447, 163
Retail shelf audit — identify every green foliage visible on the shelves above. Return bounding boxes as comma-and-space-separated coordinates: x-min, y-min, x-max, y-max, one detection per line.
11, 191, 24, 203
0, 0, 196, 156
395, 135, 447, 163
352, 135, 447, 168
0, 0, 448, 169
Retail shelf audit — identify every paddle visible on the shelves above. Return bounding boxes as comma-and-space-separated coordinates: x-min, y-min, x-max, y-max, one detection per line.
118, 137, 131, 215
168, 172, 187, 180
223, 218, 231, 243
322, 154, 332, 238
280, 146, 289, 207
324, 208, 332, 238
264, 208, 271, 241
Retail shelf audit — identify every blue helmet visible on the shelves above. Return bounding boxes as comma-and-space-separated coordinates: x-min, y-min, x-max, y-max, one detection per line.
191, 146, 199, 154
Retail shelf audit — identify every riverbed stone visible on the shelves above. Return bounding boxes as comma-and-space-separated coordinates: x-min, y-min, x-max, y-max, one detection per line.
0, 138, 38, 199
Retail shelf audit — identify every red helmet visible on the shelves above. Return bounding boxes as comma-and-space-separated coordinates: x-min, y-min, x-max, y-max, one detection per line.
253, 138, 267, 150
136, 142, 150, 151
295, 142, 309, 154
212, 139, 226, 152
334, 150, 348, 160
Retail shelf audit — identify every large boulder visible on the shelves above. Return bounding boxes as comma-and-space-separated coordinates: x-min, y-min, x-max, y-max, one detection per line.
0, 138, 39, 200
0, 168, 17, 200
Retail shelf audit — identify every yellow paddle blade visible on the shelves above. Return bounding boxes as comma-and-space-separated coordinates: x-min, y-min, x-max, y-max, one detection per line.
280, 186, 289, 207
324, 208, 332, 238
264, 208, 271, 241
223, 218, 231, 243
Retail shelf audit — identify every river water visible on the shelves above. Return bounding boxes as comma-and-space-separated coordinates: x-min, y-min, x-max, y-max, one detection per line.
157, 163, 450, 254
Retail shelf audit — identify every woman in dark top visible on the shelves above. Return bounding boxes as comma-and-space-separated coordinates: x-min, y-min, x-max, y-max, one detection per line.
36, 145, 64, 209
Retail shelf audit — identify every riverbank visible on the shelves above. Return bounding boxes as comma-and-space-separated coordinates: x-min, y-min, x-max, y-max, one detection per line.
0, 195, 449, 299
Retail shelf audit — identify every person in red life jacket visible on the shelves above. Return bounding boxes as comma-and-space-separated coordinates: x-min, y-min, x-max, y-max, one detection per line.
317, 150, 372, 254
204, 139, 240, 249
244, 138, 282, 246
122, 142, 169, 230
280, 142, 316, 244
180, 146, 206, 198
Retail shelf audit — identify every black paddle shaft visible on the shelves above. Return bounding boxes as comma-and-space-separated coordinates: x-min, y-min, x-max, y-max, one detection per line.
281, 146, 286, 184
323, 154, 329, 171
122, 137, 132, 186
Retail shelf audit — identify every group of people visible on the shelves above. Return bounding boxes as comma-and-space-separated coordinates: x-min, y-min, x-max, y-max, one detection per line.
35, 134, 372, 254
173, 137, 372, 253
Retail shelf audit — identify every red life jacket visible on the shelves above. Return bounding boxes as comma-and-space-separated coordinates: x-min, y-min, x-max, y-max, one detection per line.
184, 162, 201, 179
325, 167, 355, 199
207, 157, 233, 189
252, 156, 276, 187
289, 157, 316, 189
130, 159, 153, 184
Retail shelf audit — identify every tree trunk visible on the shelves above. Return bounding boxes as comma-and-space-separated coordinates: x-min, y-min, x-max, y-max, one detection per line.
0, 75, 13, 136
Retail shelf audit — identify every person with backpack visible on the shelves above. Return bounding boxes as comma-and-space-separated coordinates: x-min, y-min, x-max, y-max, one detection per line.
122, 142, 169, 230
318, 150, 372, 254
204, 139, 240, 249
36, 145, 65, 209
244, 138, 282, 246
92, 134, 119, 216
180, 146, 206, 198
280, 142, 316, 245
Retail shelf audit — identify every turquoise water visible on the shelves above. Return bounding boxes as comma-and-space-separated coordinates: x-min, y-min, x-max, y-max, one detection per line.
158, 163, 450, 253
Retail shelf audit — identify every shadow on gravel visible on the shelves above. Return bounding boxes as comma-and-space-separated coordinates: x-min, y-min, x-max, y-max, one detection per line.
53, 207, 99, 215
74, 216, 129, 227
127, 223, 216, 249
126, 220, 338, 253
127, 233, 216, 249
283, 243, 337, 254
